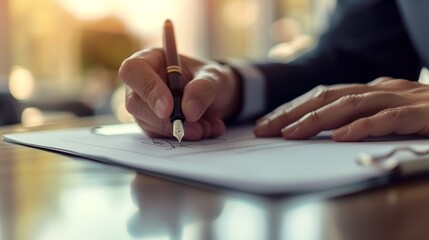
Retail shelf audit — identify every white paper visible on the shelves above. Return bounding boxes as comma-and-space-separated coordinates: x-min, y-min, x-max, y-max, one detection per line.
4, 123, 429, 194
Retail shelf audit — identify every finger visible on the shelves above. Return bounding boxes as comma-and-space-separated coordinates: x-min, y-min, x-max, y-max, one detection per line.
136, 121, 165, 139
281, 92, 405, 139
254, 84, 374, 137
189, 117, 225, 138
127, 48, 165, 70
368, 77, 418, 89
199, 118, 212, 138
125, 90, 154, 122
182, 66, 222, 122
119, 56, 173, 119
125, 91, 172, 135
209, 118, 226, 137
128, 97, 207, 140
367, 76, 394, 86
332, 105, 429, 141
127, 92, 224, 140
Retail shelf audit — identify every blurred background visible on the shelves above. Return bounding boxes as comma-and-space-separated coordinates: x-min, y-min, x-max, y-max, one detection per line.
0, 0, 336, 127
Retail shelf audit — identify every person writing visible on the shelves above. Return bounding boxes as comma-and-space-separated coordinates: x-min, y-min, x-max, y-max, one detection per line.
119, 0, 429, 142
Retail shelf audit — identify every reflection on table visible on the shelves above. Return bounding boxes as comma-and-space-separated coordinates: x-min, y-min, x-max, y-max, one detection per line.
128, 174, 225, 239
2, 117, 429, 240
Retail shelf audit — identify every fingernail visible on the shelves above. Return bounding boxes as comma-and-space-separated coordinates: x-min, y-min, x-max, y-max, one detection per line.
185, 99, 203, 121
282, 122, 300, 136
256, 116, 268, 124
332, 127, 349, 139
256, 119, 270, 128
155, 98, 167, 118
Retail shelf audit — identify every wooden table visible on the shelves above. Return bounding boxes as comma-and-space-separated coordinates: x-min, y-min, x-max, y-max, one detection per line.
1, 116, 429, 240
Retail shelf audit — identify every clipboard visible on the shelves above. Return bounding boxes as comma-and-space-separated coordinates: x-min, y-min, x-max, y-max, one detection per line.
4, 123, 429, 195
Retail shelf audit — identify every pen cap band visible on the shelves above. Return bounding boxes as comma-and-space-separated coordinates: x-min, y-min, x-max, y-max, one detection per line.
166, 65, 182, 75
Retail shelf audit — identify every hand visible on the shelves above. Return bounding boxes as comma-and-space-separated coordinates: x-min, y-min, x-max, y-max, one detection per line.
128, 174, 224, 237
119, 48, 240, 140
254, 77, 429, 141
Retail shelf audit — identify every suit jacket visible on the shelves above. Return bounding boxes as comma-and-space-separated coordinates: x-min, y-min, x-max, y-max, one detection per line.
253, 0, 427, 112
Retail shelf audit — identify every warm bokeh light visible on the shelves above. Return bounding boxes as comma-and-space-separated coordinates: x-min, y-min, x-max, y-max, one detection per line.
21, 107, 45, 127
221, 0, 259, 29
111, 85, 133, 123
4, 0, 324, 124
57, 0, 113, 21
9, 66, 35, 100
116, 102, 134, 123
57, 0, 179, 35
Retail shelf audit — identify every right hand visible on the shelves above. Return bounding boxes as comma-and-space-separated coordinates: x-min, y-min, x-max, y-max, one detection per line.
119, 48, 241, 141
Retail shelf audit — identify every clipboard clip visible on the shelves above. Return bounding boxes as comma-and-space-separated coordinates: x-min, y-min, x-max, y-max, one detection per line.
357, 146, 429, 176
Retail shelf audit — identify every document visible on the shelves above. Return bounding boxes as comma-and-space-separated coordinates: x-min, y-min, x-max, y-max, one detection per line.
4, 123, 429, 194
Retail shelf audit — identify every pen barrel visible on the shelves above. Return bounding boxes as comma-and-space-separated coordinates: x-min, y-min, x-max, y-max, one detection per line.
163, 22, 179, 67
167, 72, 185, 122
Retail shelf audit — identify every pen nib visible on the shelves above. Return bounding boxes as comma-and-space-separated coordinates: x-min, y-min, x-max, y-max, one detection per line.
173, 119, 185, 143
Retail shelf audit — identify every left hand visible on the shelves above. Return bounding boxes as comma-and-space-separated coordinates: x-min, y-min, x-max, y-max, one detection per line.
253, 77, 429, 141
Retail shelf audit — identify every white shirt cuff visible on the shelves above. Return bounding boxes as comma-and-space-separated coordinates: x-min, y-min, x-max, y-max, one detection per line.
230, 63, 266, 121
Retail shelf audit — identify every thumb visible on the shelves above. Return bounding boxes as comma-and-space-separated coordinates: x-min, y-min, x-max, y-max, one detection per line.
182, 70, 220, 122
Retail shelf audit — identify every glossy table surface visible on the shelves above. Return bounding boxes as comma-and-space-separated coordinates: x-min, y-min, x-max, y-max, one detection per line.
1, 116, 429, 240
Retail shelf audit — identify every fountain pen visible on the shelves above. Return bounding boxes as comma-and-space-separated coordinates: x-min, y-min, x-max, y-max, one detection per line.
163, 19, 185, 143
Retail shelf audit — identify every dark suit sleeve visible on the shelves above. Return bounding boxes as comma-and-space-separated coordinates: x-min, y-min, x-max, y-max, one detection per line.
252, 0, 423, 113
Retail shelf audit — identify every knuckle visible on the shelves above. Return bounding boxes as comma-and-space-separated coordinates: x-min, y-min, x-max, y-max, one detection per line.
190, 79, 218, 101
197, 67, 221, 90
202, 64, 223, 76
125, 93, 148, 119
266, 104, 289, 121
385, 79, 413, 89
356, 118, 373, 130
203, 76, 218, 92
272, 103, 289, 115
312, 85, 333, 102
370, 76, 394, 85
144, 47, 162, 53
268, 112, 288, 125
307, 111, 322, 124
119, 48, 164, 83
409, 86, 428, 95
131, 48, 162, 59
394, 79, 412, 86
337, 94, 363, 107
379, 108, 404, 122
139, 78, 158, 102
125, 92, 139, 115
118, 57, 136, 82
119, 57, 150, 85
